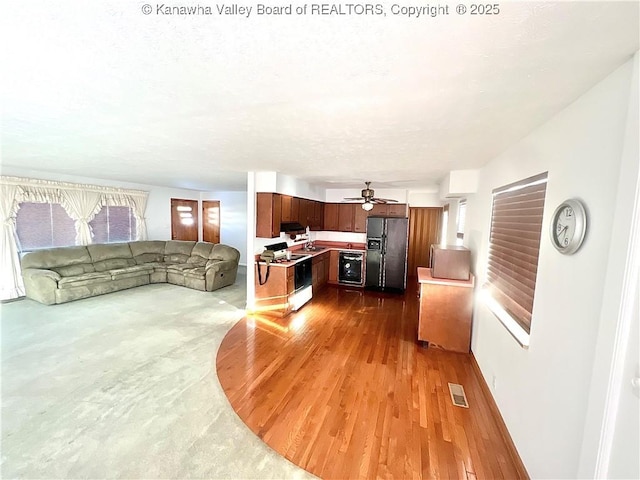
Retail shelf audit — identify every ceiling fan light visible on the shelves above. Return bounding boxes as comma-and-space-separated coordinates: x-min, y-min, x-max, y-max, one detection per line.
362, 202, 374, 211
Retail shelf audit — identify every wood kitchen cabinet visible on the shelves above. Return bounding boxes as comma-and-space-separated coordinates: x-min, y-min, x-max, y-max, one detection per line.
291, 197, 300, 224
312, 251, 330, 292
328, 249, 340, 284
253, 263, 295, 317
281, 195, 293, 222
324, 203, 339, 231
311, 201, 324, 230
256, 193, 282, 238
338, 204, 355, 232
353, 205, 368, 232
387, 203, 407, 217
417, 267, 474, 353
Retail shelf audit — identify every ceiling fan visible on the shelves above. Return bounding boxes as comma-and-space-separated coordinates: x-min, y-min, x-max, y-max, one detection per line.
344, 181, 398, 211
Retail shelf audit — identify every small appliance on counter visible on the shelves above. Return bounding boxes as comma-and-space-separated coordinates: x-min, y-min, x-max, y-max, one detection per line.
430, 245, 471, 280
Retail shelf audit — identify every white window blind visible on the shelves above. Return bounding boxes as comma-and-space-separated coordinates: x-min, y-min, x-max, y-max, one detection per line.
15, 202, 76, 252
486, 172, 548, 333
90, 206, 137, 243
456, 199, 467, 246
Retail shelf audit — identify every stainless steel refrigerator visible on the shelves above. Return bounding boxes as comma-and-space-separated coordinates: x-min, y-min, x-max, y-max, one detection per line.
365, 216, 409, 291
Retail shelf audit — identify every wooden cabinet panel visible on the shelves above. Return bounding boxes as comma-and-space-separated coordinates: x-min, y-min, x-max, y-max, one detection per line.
324, 203, 339, 231
370, 204, 388, 216
387, 203, 407, 217
281, 195, 292, 222
299, 199, 312, 228
312, 251, 330, 292
328, 250, 340, 284
354, 204, 368, 233
311, 201, 324, 231
256, 193, 282, 238
291, 197, 300, 224
417, 270, 474, 353
338, 204, 355, 232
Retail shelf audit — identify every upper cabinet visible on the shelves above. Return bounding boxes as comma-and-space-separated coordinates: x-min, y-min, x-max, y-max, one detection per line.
281, 195, 293, 222
338, 203, 355, 232
257, 193, 407, 238
256, 192, 282, 238
324, 203, 339, 231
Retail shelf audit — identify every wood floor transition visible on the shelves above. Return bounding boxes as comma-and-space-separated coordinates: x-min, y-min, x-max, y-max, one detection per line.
216, 280, 528, 479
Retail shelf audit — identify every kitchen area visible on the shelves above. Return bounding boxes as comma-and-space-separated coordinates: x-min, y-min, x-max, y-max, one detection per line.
252, 191, 411, 317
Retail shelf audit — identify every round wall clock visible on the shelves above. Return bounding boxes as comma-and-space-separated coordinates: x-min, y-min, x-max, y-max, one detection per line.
550, 198, 587, 254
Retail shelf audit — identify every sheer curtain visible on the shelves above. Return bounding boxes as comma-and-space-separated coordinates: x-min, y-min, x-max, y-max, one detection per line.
0, 184, 25, 300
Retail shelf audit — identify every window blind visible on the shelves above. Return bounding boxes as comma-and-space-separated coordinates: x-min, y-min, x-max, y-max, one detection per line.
15, 202, 76, 251
90, 206, 137, 243
486, 172, 548, 333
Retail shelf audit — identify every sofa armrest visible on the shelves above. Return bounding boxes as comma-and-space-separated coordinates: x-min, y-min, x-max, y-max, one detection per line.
23, 268, 62, 282
22, 269, 61, 305
205, 259, 237, 272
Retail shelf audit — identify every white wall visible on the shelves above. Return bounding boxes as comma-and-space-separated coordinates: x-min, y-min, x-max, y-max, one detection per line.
407, 190, 441, 208
201, 191, 248, 265
0, 167, 200, 240
465, 56, 638, 478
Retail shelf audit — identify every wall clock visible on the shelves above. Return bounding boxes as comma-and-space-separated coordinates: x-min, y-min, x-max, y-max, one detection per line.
550, 198, 587, 254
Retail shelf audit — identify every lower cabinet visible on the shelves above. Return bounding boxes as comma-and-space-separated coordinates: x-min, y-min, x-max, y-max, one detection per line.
417, 267, 475, 353
312, 251, 330, 293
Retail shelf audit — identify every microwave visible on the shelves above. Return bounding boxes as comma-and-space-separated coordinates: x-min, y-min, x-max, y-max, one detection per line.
430, 245, 471, 280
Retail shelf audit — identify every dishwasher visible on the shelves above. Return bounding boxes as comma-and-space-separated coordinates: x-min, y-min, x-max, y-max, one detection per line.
338, 251, 364, 286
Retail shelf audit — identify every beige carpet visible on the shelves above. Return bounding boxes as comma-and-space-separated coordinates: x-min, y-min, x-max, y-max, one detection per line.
0, 277, 315, 479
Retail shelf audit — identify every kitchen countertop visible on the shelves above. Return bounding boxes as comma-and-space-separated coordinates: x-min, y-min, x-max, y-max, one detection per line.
255, 243, 366, 267
417, 267, 475, 288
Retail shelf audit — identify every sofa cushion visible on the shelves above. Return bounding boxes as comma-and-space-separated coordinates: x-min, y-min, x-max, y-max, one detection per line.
109, 265, 154, 280
165, 264, 195, 273
21, 246, 91, 270
93, 258, 136, 272
183, 267, 205, 279
164, 241, 195, 263
53, 263, 96, 277
210, 244, 240, 262
129, 241, 166, 265
58, 272, 112, 288
187, 242, 213, 266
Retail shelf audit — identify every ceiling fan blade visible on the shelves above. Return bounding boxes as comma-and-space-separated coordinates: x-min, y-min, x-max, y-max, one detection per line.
372, 198, 399, 203
343, 197, 364, 201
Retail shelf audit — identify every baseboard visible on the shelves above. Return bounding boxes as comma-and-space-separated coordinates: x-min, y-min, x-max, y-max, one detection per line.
470, 352, 530, 480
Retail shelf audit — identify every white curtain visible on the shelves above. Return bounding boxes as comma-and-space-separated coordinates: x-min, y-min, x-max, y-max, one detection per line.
60, 190, 103, 245
129, 194, 148, 240
0, 184, 25, 300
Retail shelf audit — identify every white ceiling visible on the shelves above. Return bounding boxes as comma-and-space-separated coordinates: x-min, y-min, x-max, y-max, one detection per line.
1, 1, 638, 191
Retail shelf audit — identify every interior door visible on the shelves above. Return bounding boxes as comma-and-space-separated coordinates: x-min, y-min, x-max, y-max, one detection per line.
407, 207, 443, 278
171, 198, 198, 241
202, 200, 220, 243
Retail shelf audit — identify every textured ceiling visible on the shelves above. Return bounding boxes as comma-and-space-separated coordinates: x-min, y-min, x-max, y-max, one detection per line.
1, 1, 638, 191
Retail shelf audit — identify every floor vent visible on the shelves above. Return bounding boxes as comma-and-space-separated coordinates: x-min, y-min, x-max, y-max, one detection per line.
448, 383, 469, 408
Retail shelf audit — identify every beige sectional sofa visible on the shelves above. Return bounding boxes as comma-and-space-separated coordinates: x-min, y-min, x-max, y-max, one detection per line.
21, 240, 241, 305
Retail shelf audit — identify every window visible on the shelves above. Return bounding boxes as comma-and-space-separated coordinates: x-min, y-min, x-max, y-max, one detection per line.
456, 199, 467, 246
89, 206, 137, 243
15, 202, 76, 252
441, 204, 449, 245
485, 172, 548, 335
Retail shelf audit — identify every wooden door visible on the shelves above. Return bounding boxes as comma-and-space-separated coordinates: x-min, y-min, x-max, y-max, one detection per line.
171, 198, 198, 241
407, 207, 443, 278
202, 200, 220, 244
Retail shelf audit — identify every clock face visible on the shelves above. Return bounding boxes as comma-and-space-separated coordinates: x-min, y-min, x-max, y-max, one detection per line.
550, 199, 587, 254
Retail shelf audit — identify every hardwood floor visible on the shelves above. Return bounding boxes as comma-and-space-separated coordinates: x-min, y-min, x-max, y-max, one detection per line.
216, 281, 528, 479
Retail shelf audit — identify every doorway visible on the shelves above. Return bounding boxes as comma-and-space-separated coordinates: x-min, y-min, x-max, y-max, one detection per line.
407, 207, 443, 277
202, 200, 221, 244
170, 198, 198, 241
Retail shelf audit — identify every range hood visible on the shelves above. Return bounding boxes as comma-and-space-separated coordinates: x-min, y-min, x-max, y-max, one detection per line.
280, 222, 305, 233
